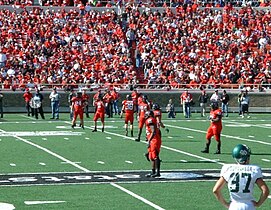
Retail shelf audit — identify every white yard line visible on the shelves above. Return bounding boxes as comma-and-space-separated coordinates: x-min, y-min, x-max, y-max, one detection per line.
110, 183, 165, 210
0, 128, 164, 210
165, 124, 271, 146
64, 122, 225, 165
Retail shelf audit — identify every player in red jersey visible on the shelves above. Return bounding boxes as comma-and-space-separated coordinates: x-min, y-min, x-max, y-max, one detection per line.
120, 94, 136, 137
144, 110, 162, 178
93, 95, 105, 132
135, 95, 151, 142
201, 102, 223, 154
71, 91, 85, 129
152, 103, 169, 135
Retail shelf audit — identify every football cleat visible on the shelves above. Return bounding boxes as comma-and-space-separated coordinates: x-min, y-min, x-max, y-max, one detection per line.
135, 138, 140, 142
71, 124, 75, 129
151, 173, 161, 178
102, 127, 104, 132
92, 129, 97, 132
214, 150, 221, 154
201, 149, 209, 153
145, 173, 155, 178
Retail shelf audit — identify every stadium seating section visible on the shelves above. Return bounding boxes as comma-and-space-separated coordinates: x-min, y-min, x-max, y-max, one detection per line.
0, 1, 271, 91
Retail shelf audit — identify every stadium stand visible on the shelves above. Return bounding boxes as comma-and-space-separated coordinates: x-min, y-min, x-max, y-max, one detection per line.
0, 2, 271, 91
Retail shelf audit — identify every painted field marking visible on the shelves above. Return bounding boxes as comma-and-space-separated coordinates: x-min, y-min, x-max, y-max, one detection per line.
10, 163, 16, 167
125, 161, 133, 164
0, 127, 165, 209
262, 159, 271, 162
39, 162, 46, 166
187, 136, 194, 139
106, 137, 112, 140
180, 160, 188, 162
97, 161, 105, 165
248, 135, 255, 138
165, 124, 271, 146
111, 183, 165, 210
0, 131, 84, 137
85, 137, 90, 140
64, 138, 69, 140
67, 122, 224, 165
24, 201, 66, 205
268, 195, 271, 199
0, 202, 15, 210
167, 136, 173, 139
61, 161, 81, 164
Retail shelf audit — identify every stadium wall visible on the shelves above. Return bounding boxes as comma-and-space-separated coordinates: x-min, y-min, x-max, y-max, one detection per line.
1, 90, 271, 114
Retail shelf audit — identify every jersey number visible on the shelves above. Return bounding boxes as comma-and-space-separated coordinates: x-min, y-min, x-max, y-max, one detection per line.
229, 172, 251, 193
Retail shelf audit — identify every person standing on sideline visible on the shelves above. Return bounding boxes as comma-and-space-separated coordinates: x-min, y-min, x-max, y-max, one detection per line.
68, 89, 76, 120
166, 99, 176, 118
23, 88, 34, 117
0, 89, 3, 118
237, 89, 244, 116
71, 91, 85, 129
144, 110, 162, 178
120, 94, 136, 136
240, 90, 250, 118
221, 90, 230, 117
198, 89, 208, 117
33, 88, 45, 120
103, 89, 113, 118
92, 95, 105, 132
213, 144, 269, 210
82, 88, 90, 118
201, 102, 223, 154
111, 88, 120, 115
49, 87, 60, 120
210, 89, 221, 103
180, 89, 193, 118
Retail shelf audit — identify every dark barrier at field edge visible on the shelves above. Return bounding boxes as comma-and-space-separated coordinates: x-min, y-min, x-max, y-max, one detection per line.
1, 90, 271, 113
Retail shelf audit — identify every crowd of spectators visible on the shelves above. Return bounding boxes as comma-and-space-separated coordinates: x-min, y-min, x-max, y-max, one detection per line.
0, 2, 271, 92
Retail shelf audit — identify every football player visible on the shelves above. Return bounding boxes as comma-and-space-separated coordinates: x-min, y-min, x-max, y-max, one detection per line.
71, 91, 85, 129
135, 95, 151, 142
120, 94, 136, 137
144, 110, 162, 178
152, 103, 169, 135
201, 102, 223, 154
92, 95, 105, 132
213, 144, 269, 209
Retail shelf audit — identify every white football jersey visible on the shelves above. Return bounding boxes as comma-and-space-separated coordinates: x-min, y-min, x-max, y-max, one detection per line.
221, 164, 263, 202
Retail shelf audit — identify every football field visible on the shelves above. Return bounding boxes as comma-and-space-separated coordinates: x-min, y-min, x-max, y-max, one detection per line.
0, 113, 271, 210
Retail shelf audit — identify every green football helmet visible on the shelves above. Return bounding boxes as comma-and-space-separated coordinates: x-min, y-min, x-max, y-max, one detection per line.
232, 144, 251, 164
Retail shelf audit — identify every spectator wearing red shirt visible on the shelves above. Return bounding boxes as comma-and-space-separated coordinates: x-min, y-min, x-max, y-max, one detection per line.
111, 88, 120, 115
23, 88, 34, 116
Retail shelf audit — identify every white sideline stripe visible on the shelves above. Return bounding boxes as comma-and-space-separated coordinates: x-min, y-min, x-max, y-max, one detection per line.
24, 201, 66, 205
0, 127, 163, 209
165, 124, 271, 146
110, 183, 165, 210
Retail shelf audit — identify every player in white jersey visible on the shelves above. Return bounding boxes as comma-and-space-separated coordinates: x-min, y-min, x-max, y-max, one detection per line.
213, 144, 269, 210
